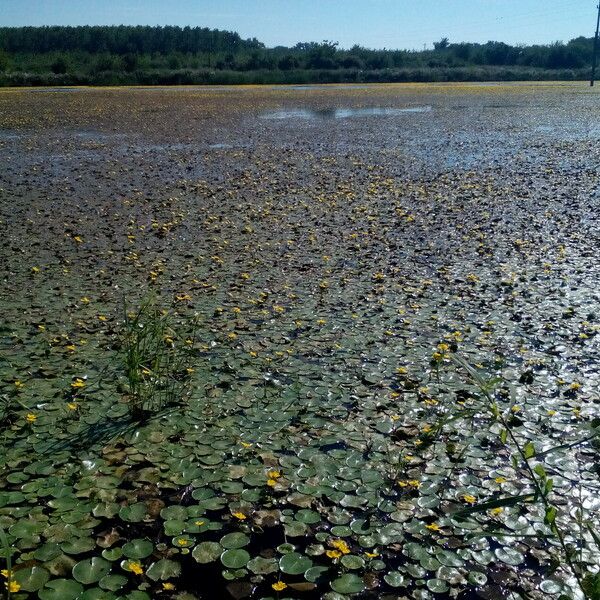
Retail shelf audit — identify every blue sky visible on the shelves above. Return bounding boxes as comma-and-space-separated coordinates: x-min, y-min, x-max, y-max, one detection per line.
0, 0, 594, 50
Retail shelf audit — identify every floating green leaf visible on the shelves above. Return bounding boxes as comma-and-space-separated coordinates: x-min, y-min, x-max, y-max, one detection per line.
146, 559, 181, 581
279, 552, 313, 575
330, 574, 365, 594
72, 557, 111, 584
220, 549, 250, 569
122, 538, 154, 559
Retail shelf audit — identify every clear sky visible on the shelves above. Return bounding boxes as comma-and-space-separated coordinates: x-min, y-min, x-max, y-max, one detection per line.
0, 0, 595, 50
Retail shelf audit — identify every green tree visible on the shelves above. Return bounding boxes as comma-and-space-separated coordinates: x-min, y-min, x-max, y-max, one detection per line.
433, 37, 450, 50
50, 55, 69, 74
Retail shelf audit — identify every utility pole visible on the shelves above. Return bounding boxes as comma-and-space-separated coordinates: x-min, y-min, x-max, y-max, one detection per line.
592, 2, 600, 86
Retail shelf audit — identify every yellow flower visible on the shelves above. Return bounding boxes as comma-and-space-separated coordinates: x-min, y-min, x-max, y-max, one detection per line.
26, 413, 37, 423
490, 507, 503, 516
272, 581, 287, 592
240, 441, 252, 448
98, 315, 107, 322
547, 409, 556, 416
125, 560, 144, 575
194, 520, 205, 526
273, 305, 285, 313
14, 380, 24, 390
71, 378, 86, 389
240, 273, 250, 280
267, 470, 281, 479
570, 382, 581, 390
426, 523, 441, 531
232, 512, 247, 520
437, 343, 450, 353
5, 580, 20, 593
30, 266, 40, 273
227, 332, 237, 340
364, 551, 379, 559
176, 538, 191, 546
330, 539, 350, 554
73, 235, 83, 243
316, 319, 326, 326
163, 582, 176, 590
462, 494, 477, 505
326, 549, 342, 559
397, 479, 420, 489
67, 402, 78, 410
267, 479, 278, 487
494, 477, 506, 484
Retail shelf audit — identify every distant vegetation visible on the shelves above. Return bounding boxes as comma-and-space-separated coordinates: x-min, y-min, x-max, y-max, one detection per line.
0, 25, 594, 85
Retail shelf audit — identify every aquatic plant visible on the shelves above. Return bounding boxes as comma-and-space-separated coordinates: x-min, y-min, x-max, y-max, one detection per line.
120, 298, 199, 420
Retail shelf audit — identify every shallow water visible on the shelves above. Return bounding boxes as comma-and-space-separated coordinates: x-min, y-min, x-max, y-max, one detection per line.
260, 106, 432, 120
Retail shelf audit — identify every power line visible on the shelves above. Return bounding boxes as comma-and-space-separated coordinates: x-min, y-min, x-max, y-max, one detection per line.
398, 10, 589, 45
363, 1, 591, 49
592, 2, 600, 85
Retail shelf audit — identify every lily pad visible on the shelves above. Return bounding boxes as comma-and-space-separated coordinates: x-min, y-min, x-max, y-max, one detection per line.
427, 578, 450, 594
330, 574, 365, 594
72, 557, 111, 584
119, 503, 147, 523
99, 574, 128, 591
39, 579, 84, 600
305, 566, 330, 583
220, 532, 250, 549
122, 538, 154, 559
279, 552, 313, 575
221, 549, 251, 569
384, 571, 405, 587
495, 547, 525, 566
146, 559, 182, 581
247, 556, 278, 575
13, 566, 50, 591
193, 541, 223, 563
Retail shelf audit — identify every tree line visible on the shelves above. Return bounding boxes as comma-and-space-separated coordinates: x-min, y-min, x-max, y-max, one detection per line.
0, 26, 594, 86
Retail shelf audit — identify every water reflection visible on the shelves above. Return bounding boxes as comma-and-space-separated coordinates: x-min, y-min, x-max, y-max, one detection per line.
260, 106, 432, 120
